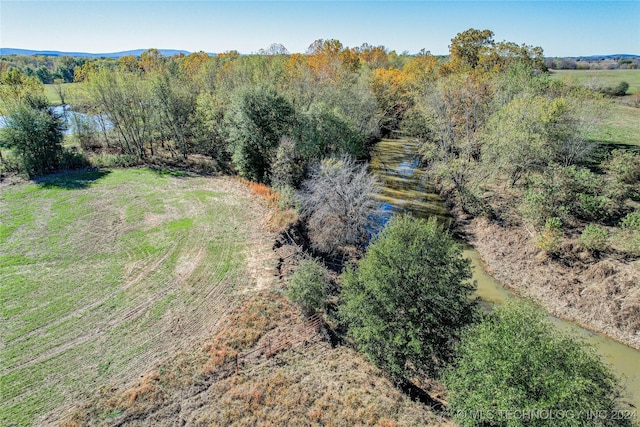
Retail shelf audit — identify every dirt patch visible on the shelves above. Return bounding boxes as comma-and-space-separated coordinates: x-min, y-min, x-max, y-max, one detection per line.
462, 216, 640, 350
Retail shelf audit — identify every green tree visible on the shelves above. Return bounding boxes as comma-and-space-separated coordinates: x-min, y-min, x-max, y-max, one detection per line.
150, 62, 199, 159
448, 28, 495, 70
340, 215, 478, 380
226, 85, 295, 183
286, 259, 329, 315
444, 299, 629, 427
1, 100, 65, 177
87, 69, 154, 159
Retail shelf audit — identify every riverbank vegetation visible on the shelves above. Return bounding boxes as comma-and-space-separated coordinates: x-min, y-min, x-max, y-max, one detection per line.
2, 28, 640, 425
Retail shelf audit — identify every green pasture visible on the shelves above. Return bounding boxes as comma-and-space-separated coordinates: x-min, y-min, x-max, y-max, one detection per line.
0, 168, 259, 426
551, 69, 640, 95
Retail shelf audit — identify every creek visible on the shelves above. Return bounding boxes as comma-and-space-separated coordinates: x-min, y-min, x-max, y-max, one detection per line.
369, 138, 640, 409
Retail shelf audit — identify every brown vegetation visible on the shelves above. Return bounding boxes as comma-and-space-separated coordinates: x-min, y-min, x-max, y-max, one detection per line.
458, 215, 640, 350
64, 292, 453, 426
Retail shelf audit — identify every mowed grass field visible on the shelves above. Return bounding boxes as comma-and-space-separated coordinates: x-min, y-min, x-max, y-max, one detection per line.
551, 69, 640, 94
0, 168, 274, 426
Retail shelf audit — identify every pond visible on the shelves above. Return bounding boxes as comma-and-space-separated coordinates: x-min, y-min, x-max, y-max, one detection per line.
0, 105, 112, 135
369, 137, 640, 409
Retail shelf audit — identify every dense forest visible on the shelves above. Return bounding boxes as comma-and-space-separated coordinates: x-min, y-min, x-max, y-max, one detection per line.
2, 28, 639, 425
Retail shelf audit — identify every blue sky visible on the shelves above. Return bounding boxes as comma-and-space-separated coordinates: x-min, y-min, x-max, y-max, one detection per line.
1, 1, 638, 56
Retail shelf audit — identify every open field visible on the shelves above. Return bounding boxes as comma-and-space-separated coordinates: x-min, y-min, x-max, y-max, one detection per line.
588, 102, 640, 148
551, 69, 640, 94
0, 168, 276, 426
43, 83, 83, 106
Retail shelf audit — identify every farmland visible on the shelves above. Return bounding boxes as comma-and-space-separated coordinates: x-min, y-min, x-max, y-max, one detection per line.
551, 69, 640, 94
0, 168, 276, 426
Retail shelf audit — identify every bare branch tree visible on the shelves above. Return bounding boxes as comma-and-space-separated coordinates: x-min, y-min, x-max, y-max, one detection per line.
299, 156, 380, 254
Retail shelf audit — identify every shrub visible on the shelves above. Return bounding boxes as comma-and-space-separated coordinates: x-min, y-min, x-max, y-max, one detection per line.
286, 259, 329, 315
619, 212, 640, 256
603, 150, 640, 200
535, 217, 563, 254
579, 224, 609, 252
271, 136, 305, 188
274, 184, 300, 212
620, 211, 640, 230
89, 153, 141, 168
59, 148, 91, 171
0, 102, 65, 177
444, 299, 628, 427
340, 215, 478, 380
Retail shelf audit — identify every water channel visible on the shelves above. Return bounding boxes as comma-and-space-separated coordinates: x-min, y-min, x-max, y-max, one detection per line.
369, 138, 640, 409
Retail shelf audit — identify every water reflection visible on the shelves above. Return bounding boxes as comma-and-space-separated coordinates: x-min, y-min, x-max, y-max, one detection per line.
0, 105, 113, 135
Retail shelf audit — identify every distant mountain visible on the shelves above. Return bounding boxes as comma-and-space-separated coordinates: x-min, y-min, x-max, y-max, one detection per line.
0, 48, 195, 58
572, 54, 640, 60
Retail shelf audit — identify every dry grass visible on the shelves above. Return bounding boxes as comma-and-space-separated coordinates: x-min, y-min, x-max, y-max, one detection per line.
65, 292, 454, 427
240, 179, 299, 232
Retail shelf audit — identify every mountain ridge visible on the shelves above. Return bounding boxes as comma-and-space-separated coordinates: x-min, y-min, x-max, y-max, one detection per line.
0, 48, 198, 58
1, 48, 638, 59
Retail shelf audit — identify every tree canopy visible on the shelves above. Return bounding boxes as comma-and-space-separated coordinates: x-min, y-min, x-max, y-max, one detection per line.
340, 215, 478, 380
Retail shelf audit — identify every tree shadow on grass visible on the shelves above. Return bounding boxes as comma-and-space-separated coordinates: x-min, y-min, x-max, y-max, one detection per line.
35, 169, 111, 190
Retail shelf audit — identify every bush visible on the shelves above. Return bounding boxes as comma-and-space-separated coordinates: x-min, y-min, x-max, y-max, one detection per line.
603, 150, 640, 200
89, 153, 141, 168
274, 184, 300, 212
286, 259, 328, 315
535, 217, 564, 254
271, 136, 305, 188
340, 215, 478, 380
620, 211, 640, 230
0, 102, 65, 177
619, 212, 640, 256
579, 224, 609, 252
60, 148, 91, 171
444, 299, 629, 427
299, 156, 380, 255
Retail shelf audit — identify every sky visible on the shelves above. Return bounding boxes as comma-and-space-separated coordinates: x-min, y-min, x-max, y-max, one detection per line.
0, 1, 638, 57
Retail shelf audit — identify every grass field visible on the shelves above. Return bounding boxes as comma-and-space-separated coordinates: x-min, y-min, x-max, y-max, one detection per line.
43, 82, 83, 106
551, 69, 640, 95
589, 102, 640, 147
0, 168, 275, 426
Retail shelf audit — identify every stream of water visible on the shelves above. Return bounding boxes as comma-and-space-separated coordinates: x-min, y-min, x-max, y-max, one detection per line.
369, 138, 640, 409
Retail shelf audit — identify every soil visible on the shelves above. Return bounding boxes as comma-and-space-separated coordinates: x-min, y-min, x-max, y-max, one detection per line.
457, 213, 640, 350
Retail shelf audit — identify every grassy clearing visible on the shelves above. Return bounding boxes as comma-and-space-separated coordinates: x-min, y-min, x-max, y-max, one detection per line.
0, 168, 274, 426
551, 69, 640, 94
43, 82, 83, 105
589, 102, 640, 148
